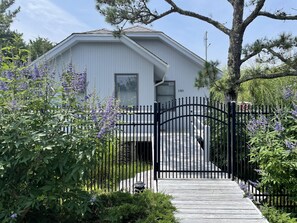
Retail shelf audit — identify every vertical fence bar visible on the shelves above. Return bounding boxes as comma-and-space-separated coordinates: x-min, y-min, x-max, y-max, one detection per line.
153, 102, 158, 181
227, 102, 232, 179
231, 101, 236, 180
185, 97, 189, 178
199, 97, 203, 178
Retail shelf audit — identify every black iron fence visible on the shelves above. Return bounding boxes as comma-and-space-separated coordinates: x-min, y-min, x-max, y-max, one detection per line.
81, 97, 296, 212
232, 104, 296, 213
154, 97, 229, 179
85, 105, 154, 192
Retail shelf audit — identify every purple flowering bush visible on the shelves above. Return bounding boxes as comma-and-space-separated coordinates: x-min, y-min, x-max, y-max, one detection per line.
247, 90, 297, 203
0, 55, 119, 222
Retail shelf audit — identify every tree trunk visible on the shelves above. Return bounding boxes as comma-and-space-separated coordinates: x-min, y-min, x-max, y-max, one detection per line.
226, 1, 244, 102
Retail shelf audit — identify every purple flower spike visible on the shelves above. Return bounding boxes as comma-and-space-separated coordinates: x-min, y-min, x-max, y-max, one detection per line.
274, 121, 284, 132
92, 96, 119, 139
291, 104, 297, 119
8, 100, 20, 111
283, 88, 293, 100
247, 115, 268, 134
5, 70, 15, 79
239, 182, 248, 192
10, 213, 17, 219
61, 65, 87, 94
0, 81, 9, 91
285, 140, 296, 150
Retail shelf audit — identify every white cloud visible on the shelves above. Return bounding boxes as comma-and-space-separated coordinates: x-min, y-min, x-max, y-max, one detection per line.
11, 0, 91, 43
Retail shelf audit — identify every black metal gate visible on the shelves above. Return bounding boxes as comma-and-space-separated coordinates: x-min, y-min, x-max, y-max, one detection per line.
154, 97, 233, 179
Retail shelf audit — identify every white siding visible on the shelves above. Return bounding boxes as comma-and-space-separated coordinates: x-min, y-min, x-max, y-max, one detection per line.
50, 42, 155, 105
133, 39, 209, 99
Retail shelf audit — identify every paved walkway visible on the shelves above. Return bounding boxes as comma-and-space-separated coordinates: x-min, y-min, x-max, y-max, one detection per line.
158, 179, 269, 223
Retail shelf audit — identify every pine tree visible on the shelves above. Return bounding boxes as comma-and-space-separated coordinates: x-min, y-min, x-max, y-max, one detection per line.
95, 0, 297, 100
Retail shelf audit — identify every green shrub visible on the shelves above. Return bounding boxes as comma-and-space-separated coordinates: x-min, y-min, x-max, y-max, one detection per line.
247, 88, 297, 204
0, 52, 119, 222
261, 205, 297, 223
4, 190, 177, 222
84, 190, 177, 223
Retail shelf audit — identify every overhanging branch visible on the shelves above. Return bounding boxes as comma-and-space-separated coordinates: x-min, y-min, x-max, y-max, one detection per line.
163, 0, 230, 35
236, 71, 297, 84
241, 51, 261, 64
242, 0, 265, 29
258, 11, 297, 20
145, 8, 176, 24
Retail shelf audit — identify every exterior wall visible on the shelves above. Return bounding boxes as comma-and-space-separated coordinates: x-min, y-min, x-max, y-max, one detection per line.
49, 42, 155, 106
132, 39, 209, 100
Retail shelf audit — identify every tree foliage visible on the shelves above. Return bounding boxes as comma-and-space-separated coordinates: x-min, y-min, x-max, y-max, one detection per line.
239, 74, 297, 106
0, 0, 27, 61
0, 2, 53, 62
28, 37, 55, 61
96, 0, 297, 100
0, 0, 19, 33
0, 0, 20, 46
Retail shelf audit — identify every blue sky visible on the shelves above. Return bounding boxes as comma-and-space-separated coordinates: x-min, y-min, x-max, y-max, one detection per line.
11, 0, 297, 67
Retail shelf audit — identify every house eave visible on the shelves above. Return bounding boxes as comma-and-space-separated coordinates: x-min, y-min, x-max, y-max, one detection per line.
31, 33, 168, 80
126, 32, 206, 67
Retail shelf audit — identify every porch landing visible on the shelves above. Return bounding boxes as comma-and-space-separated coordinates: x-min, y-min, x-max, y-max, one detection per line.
158, 179, 268, 223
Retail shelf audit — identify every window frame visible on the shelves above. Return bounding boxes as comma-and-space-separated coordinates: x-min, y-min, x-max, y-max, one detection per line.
156, 80, 176, 106
114, 73, 139, 107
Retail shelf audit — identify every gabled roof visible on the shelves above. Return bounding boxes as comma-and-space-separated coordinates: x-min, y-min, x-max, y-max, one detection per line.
32, 26, 208, 78
82, 26, 206, 67
32, 29, 169, 79
123, 25, 159, 33
124, 26, 205, 67
80, 28, 112, 35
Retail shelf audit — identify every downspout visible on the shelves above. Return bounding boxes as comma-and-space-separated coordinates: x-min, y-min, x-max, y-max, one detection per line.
154, 74, 166, 87
154, 66, 169, 102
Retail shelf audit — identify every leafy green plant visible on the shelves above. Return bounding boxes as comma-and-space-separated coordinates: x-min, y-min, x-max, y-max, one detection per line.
261, 205, 297, 223
84, 190, 177, 223
0, 51, 119, 222
247, 88, 297, 204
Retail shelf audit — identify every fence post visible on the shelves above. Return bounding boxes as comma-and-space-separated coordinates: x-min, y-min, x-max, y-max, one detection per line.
153, 102, 159, 181
227, 101, 237, 180
231, 101, 237, 180
227, 102, 231, 179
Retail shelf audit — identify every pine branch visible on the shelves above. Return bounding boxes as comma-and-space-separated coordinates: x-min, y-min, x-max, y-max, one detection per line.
258, 11, 297, 20
241, 51, 261, 64
227, 0, 234, 6
163, 0, 230, 35
265, 48, 297, 70
242, 0, 265, 29
236, 71, 297, 84
145, 8, 176, 24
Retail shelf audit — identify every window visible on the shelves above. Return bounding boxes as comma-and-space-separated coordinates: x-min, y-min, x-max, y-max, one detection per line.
115, 74, 138, 107
156, 81, 175, 105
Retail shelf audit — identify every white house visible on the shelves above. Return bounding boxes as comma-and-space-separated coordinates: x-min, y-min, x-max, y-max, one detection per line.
34, 26, 209, 106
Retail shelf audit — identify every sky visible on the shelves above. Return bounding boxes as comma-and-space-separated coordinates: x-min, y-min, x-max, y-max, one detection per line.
11, 0, 297, 67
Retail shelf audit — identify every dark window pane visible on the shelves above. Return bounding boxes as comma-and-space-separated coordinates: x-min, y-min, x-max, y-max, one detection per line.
156, 81, 175, 105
